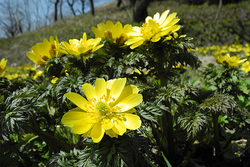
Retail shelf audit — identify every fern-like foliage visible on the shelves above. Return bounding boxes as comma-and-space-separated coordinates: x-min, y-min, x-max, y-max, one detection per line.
48, 147, 96, 167
199, 92, 237, 114
93, 133, 149, 167
177, 107, 209, 140
204, 63, 247, 98
137, 100, 167, 124
157, 84, 186, 105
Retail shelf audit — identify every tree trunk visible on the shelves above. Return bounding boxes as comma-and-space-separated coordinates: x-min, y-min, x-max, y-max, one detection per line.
54, 0, 60, 22
67, 0, 76, 16
80, 0, 85, 13
60, 0, 63, 19
89, 0, 95, 16
117, 0, 122, 7
132, 0, 150, 22
213, 0, 223, 23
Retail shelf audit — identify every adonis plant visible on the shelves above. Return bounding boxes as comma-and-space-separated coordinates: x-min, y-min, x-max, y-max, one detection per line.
1, 9, 250, 167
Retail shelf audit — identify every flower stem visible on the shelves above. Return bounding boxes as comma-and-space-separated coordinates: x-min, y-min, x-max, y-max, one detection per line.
212, 113, 221, 156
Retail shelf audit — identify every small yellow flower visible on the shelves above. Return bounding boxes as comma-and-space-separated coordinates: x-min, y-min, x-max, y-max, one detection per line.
65, 70, 69, 76
241, 61, 250, 73
0, 58, 7, 74
173, 63, 186, 69
125, 10, 180, 49
51, 77, 58, 84
33, 71, 43, 80
27, 36, 61, 66
61, 78, 142, 143
92, 21, 133, 46
213, 53, 246, 67
58, 33, 104, 57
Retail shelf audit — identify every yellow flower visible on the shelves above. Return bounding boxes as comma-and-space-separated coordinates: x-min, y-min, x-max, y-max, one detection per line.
213, 53, 247, 67
0, 58, 7, 74
92, 21, 133, 46
125, 10, 180, 49
33, 71, 43, 80
241, 61, 250, 73
61, 78, 142, 143
51, 77, 58, 84
173, 63, 186, 69
27, 36, 61, 66
58, 33, 104, 57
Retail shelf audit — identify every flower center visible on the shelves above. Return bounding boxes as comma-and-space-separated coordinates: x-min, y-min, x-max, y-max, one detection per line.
84, 95, 121, 120
140, 23, 148, 35
95, 101, 109, 114
104, 29, 112, 39
49, 44, 56, 56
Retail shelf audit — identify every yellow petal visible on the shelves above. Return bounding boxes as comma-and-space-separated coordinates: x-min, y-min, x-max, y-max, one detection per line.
95, 78, 107, 98
27, 51, 45, 65
115, 94, 142, 112
151, 35, 161, 42
106, 79, 116, 89
109, 78, 126, 101
159, 10, 170, 25
91, 121, 105, 143
64, 92, 88, 110
112, 119, 126, 135
105, 20, 114, 30
92, 27, 103, 37
123, 24, 133, 34
123, 113, 141, 130
61, 109, 89, 127
113, 21, 123, 39
101, 118, 114, 130
160, 13, 177, 28
82, 83, 96, 101
153, 12, 160, 21
145, 16, 153, 23
72, 117, 95, 134
113, 85, 139, 106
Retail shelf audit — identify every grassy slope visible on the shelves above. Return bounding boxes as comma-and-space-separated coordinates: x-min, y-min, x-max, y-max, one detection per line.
0, 0, 249, 65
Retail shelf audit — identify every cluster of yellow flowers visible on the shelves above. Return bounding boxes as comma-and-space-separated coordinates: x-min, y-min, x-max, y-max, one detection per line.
15, 10, 180, 143
25, 10, 180, 68
195, 43, 250, 56
213, 53, 245, 66
196, 43, 250, 73
0, 61, 36, 79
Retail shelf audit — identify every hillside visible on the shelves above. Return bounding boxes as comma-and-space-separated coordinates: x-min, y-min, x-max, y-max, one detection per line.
0, 0, 249, 65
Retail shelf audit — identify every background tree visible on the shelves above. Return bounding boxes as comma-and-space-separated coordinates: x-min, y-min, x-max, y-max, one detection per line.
116, 0, 151, 22
80, 0, 85, 13
0, 0, 23, 37
60, 0, 64, 19
89, 0, 95, 16
67, 0, 77, 16
132, 0, 151, 22
49, 0, 60, 22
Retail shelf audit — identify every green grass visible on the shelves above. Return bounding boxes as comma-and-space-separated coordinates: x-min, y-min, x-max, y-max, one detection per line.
0, 0, 250, 65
